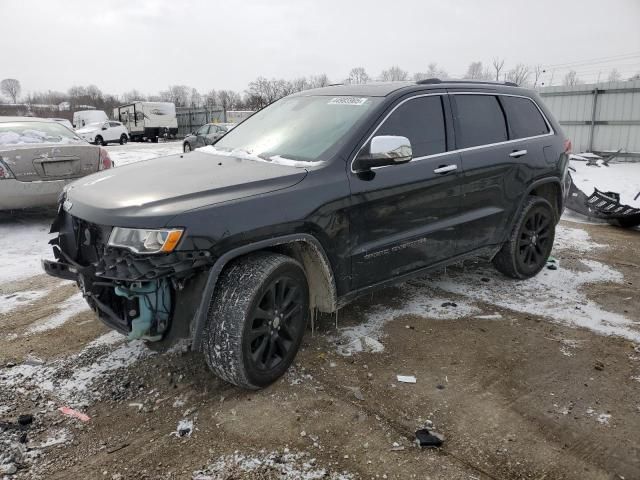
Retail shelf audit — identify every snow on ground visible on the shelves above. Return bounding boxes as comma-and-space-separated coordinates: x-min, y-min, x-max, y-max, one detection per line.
0, 214, 55, 285
336, 289, 480, 355
0, 289, 48, 314
570, 159, 640, 208
338, 224, 639, 355
193, 450, 353, 480
106, 141, 182, 167
27, 292, 89, 334
1, 333, 149, 408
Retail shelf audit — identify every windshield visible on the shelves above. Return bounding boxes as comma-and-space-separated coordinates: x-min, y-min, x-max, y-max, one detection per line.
213, 95, 380, 162
0, 121, 84, 146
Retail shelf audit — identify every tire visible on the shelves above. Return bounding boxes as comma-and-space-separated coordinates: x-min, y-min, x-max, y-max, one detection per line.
202, 253, 309, 389
492, 196, 556, 279
119, 134, 128, 145
94, 135, 104, 146
183, 142, 191, 153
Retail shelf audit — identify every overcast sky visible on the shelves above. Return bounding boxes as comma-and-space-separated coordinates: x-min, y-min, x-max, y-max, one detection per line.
2, 0, 639, 97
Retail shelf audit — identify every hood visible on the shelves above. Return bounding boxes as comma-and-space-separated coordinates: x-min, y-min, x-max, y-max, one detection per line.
63, 150, 308, 228
76, 127, 99, 134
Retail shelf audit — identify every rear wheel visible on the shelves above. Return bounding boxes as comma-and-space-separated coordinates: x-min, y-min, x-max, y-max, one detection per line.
119, 134, 128, 145
202, 253, 309, 389
493, 196, 555, 279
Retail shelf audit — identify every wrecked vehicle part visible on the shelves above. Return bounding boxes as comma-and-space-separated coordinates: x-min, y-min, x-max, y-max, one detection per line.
566, 174, 640, 228
45, 210, 214, 342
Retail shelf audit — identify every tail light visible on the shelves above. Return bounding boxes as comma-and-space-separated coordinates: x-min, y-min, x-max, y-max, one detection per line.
564, 139, 572, 154
98, 147, 113, 170
0, 159, 15, 179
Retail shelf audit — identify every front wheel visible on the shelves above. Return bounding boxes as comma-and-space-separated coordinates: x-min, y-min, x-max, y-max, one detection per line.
120, 134, 128, 145
94, 135, 104, 146
492, 196, 556, 279
202, 253, 309, 389
183, 142, 191, 153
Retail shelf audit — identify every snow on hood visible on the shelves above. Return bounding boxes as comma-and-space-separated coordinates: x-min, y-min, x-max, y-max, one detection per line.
197, 145, 323, 168
0, 130, 82, 146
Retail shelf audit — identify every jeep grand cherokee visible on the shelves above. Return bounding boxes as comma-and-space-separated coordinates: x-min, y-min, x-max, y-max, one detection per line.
43, 79, 571, 389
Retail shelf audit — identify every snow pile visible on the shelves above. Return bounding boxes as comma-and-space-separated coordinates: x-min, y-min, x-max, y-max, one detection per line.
192, 450, 353, 480
570, 159, 640, 208
553, 224, 603, 252
27, 292, 89, 334
198, 145, 319, 168
336, 285, 479, 355
0, 130, 80, 145
0, 333, 148, 407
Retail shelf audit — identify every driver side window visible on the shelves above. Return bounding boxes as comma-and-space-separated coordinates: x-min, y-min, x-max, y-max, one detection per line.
197, 125, 209, 135
377, 95, 447, 158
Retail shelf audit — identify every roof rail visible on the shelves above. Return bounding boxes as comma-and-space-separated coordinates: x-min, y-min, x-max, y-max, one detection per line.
416, 78, 519, 87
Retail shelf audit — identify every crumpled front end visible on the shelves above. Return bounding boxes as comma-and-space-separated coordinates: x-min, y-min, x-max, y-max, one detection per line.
43, 203, 214, 343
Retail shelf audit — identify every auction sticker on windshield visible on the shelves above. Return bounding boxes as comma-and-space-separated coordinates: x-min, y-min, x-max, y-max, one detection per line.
328, 97, 368, 106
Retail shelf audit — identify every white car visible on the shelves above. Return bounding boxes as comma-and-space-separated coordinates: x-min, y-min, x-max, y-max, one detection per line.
76, 121, 129, 146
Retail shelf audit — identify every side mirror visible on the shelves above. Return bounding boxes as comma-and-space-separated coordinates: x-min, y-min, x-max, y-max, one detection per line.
102, 125, 108, 130
353, 135, 412, 172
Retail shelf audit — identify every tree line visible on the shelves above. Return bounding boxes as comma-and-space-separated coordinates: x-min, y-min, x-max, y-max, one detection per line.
2, 61, 639, 111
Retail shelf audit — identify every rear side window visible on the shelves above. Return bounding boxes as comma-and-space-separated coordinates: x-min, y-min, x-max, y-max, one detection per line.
453, 95, 507, 149
109, 122, 120, 127
377, 96, 446, 157
500, 96, 549, 139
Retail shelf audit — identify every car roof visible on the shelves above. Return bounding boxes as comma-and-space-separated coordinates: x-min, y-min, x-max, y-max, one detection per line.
0, 116, 57, 123
291, 80, 530, 97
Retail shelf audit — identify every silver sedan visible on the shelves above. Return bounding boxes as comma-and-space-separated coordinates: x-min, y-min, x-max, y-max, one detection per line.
0, 117, 113, 210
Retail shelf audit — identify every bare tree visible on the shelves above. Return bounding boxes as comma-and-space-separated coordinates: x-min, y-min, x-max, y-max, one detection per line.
161, 85, 190, 107
308, 74, 330, 88
189, 88, 202, 108
607, 69, 622, 82
1, 78, 21, 103
379, 66, 408, 81
86, 85, 103, 105
290, 77, 310, 92
217, 90, 241, 110
122, 89, 146, 102
413, 63, 448, 81
506, 64, 531, 86
348, 67, 370, 84
563, 70, 581, 86
492, 58, 505, 81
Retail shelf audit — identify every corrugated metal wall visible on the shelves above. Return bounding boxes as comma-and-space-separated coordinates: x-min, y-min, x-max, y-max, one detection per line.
538, 80, 640, 160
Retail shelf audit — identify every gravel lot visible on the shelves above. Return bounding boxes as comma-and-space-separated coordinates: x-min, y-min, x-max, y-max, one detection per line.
1, 142, 638, 479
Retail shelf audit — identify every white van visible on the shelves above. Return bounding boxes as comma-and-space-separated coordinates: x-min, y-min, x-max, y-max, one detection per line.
73, 110, 108, 129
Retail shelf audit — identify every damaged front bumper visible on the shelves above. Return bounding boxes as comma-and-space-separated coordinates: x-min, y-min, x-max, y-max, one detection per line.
44, 206, 215, 343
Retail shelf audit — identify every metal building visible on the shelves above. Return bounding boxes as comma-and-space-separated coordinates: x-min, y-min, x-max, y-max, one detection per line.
538, 80, 640, 161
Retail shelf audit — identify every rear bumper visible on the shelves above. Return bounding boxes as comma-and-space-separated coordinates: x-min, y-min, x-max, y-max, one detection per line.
0, 178, 72, 210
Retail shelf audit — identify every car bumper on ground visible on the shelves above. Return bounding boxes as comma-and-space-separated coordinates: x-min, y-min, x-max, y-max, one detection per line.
0, 178, 73, 209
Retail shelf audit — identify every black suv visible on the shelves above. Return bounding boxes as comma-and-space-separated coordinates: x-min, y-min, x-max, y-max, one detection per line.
44, 79, 570, 389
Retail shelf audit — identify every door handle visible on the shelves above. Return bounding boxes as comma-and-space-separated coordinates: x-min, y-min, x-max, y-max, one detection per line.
509, 149, 528, 158
433, 164, 458, 174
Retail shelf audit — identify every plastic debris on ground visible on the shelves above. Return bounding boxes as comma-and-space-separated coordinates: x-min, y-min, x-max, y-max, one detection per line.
396, 375, 416, 384
58, 407, 90, 422
415, 429, 444, 448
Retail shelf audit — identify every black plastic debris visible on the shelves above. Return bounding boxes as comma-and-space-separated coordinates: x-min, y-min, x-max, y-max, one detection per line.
441, 302, 457, 308
17, 414, 33, 426
415, 429, 444, 448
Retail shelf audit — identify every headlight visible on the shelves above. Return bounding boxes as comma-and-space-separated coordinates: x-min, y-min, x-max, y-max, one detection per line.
108, 227, 184, 254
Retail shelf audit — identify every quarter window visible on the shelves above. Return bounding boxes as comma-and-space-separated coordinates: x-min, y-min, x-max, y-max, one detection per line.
500, 96, 549, 139
453, 95, 507, 149
376, 96, 447, 157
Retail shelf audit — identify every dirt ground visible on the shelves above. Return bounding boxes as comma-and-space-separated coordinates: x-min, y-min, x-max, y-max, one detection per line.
1, 219, 639, 480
